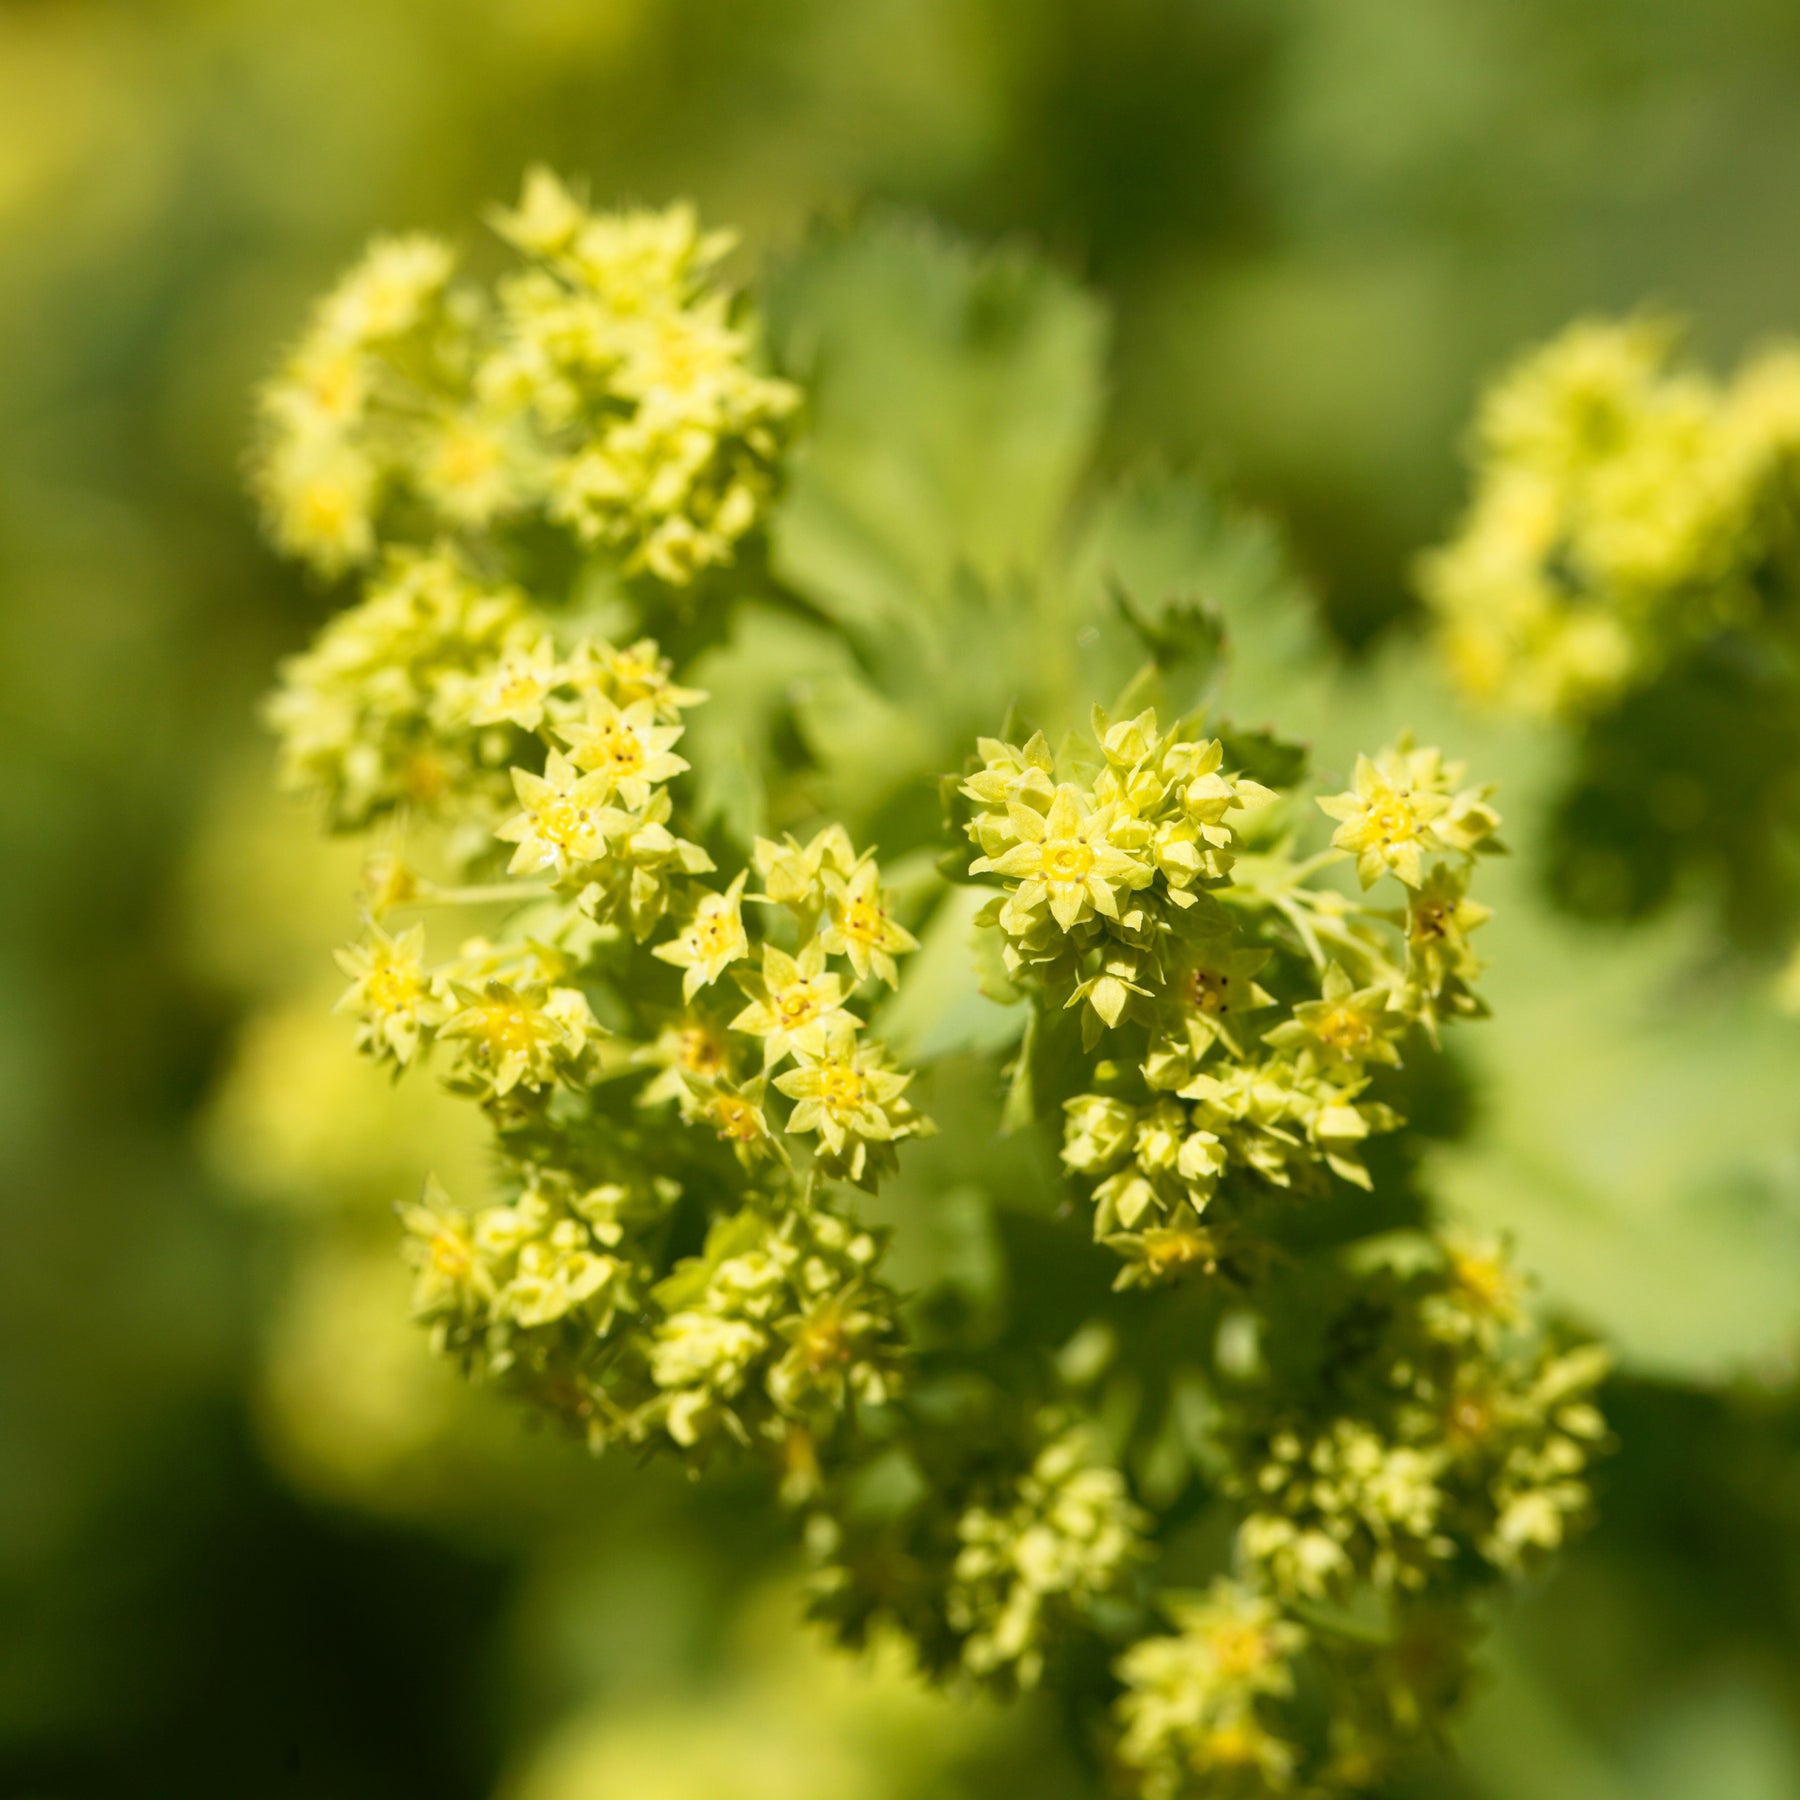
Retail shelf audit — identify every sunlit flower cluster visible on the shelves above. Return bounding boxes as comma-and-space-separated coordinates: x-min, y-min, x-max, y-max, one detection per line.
1228, 1239, 1607, 1601
1114, 1581, 1308, 1800
314, 634, 926, 1445
251, 181, 1604, 1800
252, 168, 798, 586
1421, 315, 1800, 714
946, 1421, 1147, 1689
963, 715, 1500, 1284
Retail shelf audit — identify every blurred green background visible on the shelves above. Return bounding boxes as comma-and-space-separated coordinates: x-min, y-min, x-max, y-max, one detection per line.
5, 1, 1800, 1796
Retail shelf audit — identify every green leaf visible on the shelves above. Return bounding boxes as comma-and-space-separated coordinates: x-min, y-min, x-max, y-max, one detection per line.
1111, 580, 1226, 716
766, 213, 1108, 630
1219, 725, 1310, 789
871, 884, 1027, 1066
1063, 467, 1325, 724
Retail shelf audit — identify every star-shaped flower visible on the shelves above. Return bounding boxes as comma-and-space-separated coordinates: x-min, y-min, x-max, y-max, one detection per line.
974, 785, 1151, 934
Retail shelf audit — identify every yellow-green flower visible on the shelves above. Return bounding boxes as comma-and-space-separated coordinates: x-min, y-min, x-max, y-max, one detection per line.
463, 634, 563, 730
652, 871, 750, 1000
558, 693, 689, 809
635, 1012, 736, 1116
1266, 963, 1404, 1068
494, 749, 620, 876
697, 1075, 782, 1167
576, 636, 706, 718
398, 1176, 494, 1319
1405, 862, 1493, 1000
1318, 750, 1452, 889
752, 824, 858, 914
775, 1026, 920, 1180
438, 979, 598, 1096
730, 939, 858, 1068
818, 859, 918, 986
488, 163, 587, 258
333, 921, 442, 1065
316, 232, 455, 347
975, 784, 1150, 933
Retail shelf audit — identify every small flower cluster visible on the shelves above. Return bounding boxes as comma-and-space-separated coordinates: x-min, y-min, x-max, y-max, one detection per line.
1108, 1237, 1605, 1797
252, 167, 798, 585
1421, 316, 1800, 715
946, 1420, 1148, 1689
401, 1170, 898, 1454
319, 648, 926, 1451
1114, 1582, 1308, 1800
254, 184, 1605, 1800
964, 712, 1271, 1042
803, 1407, 1147, 1696
266, 548, 533, 833
1232, 1240, 1608, 1604
964, 715, 1500, 1283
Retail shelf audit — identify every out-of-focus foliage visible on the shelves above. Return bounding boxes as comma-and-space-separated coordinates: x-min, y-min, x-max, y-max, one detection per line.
6, 2, 1800, 1798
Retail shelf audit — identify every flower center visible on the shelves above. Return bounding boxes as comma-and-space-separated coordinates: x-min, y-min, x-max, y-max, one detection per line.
796, 1308, 851, 1370
1209, 1622, 1271, 1678
711, 1095, 762, 1141
1316, 1007, 1371, 1051
1187, 968, 1229, 1015
429, 1230, 472, 1278
1369, 798, 1419, 846
476, 1000, 539, 1054
841, 898, 885, 943
594, 725, 645, 775
679, 1026, 723, 1073
535, 796, 590, 850
691, 913, 736, 955
776, 988, 820, 1027
298, 480, 354, 538
366, 963, 422, 1015
1040, 839, 1094, 885
816, 1061, 866, 1113
1142, 1227, 1217, 1277
1411, 900, 1451, 939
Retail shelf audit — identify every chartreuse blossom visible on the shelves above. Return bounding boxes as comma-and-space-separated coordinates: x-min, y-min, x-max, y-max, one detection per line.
1115, 1582, 1308, 1800
946, 1421, 1148, 1690
1422, 314, 1800, 715
333, 920, 442, 1066
961, 710, 1501, 1285
260, 182, 925, 1481
256, 177, 1602, 1800
252, 168, 797, 586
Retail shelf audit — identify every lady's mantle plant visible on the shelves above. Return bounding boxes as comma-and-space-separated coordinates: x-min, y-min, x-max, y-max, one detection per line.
1422, 317, 1800, 961
254, 170, 1605, 1795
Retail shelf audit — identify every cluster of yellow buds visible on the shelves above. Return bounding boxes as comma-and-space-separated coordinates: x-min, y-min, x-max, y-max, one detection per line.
1421, 316, 1800, 715
1114, 1581, 1309, 1800
945, 1421, 1148, 1690
964, 710, 1272, 1042
802, 1404, 1146, 1696
962, 713, 1501, 1284
1103, 1237, 1605, 1799
320, 647, 928, 1443
255, 179, 920, 1471
251, 181, 1605, 1800
252, 168, 798, 586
